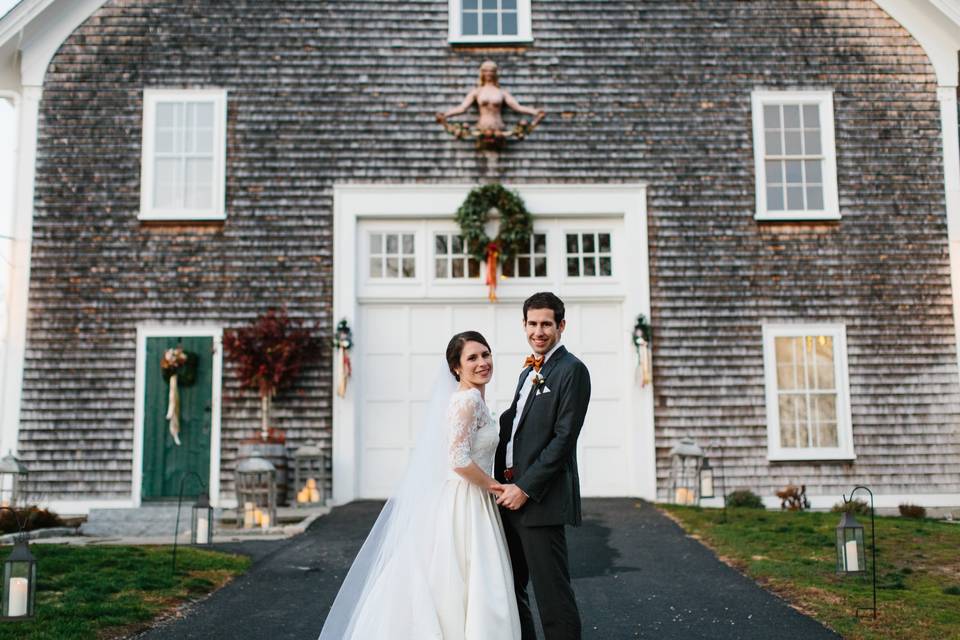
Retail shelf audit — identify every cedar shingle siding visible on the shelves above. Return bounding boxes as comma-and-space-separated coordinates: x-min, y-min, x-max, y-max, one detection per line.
19, 0, 960, 501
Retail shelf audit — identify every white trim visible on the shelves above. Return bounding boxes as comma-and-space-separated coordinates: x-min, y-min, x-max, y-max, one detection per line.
0, 85, 40, 458
333, 183, 655, 503
132, 324, 224, 507
762, 324, 856, 461
751, 90, 840, 221
139, 89, 227, 221
936, 87, 960, 383
447, 0, 533, 44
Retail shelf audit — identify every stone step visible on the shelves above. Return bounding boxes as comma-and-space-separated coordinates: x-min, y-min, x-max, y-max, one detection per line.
80, 505, 199, 538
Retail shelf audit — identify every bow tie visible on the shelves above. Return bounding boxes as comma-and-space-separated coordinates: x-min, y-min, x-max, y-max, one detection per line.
523, 354, 545, 372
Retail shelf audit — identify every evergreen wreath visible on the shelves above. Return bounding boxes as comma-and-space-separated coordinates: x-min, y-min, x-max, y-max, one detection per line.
455, 184, 533, 264
160, 346, 198, 387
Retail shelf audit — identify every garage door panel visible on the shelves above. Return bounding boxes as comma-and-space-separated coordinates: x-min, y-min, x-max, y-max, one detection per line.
580, 305, 622, 350
364, 307, 408, 354
581, 446, 629, 495
410, 306, 450, 353
581, 399, 623, 447
409, 401, 428, 442
410, 354, 443, 399
364, 354, 408, 398
363, 402, 408, 448
362, 449, 408, 498
578, 353, 623, 399
495, 307, 528, 353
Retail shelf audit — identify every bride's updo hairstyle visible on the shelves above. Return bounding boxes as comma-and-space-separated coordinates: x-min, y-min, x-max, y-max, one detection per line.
446, 331, 491, 381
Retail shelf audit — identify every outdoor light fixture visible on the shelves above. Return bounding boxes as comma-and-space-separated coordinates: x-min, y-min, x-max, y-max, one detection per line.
698, 457, 715, 500
669, 438, 703, 505
835, 485, 877, 618
0, 453, 28, 509
0, 508, 36, 621
191, 491, 214, 546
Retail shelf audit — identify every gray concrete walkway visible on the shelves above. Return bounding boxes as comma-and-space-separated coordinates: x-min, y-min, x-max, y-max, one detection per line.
135, 499, 839, 639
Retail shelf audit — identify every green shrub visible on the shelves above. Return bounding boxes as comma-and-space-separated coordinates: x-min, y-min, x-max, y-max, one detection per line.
943, 585, 960, 596
898, 503, 927, 519
726, 490, 765, 509
831, 498, 870, 516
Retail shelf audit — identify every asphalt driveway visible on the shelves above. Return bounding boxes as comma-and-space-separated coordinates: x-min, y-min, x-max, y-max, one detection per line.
136, 499, 839, 639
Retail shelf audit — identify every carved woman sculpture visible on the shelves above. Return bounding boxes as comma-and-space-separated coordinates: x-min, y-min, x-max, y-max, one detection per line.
437, 60, 545, 147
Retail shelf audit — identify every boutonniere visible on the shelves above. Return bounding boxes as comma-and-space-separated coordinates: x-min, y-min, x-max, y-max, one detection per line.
530, 372, 545, 388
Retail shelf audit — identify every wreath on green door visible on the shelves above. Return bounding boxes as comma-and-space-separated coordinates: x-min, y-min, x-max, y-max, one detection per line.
455, 184, 533, 301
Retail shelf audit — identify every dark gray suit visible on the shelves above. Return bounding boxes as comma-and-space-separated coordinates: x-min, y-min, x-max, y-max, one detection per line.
495, 345, 591, 640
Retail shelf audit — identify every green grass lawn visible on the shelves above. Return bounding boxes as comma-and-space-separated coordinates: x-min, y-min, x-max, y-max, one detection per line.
0, 544, 250, 640
663, 505, 960, 640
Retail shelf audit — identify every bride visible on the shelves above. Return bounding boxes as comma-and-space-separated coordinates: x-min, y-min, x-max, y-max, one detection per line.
318, 331, 522, 639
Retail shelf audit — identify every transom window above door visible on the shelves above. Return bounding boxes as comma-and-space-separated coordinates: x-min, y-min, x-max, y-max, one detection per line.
448, 0, 532, 44
502, 232, 547, 278
140, 89, 227, 221
435, 233, 481, 279
566, 232, 612, 277
370, 232, 416, 279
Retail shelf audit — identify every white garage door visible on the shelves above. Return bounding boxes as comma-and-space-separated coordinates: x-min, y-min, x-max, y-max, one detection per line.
355, 215, 637, 498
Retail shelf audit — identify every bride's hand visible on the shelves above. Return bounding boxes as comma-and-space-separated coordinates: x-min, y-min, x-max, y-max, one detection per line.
487, 482, 505, 495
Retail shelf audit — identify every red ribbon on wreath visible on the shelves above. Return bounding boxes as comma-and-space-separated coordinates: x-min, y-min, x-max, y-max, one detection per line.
485, 242, 500, 302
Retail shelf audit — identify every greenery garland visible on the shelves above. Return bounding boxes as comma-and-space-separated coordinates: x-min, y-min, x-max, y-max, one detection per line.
455, 184, 533, 264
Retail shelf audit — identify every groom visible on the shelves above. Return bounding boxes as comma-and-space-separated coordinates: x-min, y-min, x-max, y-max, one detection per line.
495, 291, 591, 640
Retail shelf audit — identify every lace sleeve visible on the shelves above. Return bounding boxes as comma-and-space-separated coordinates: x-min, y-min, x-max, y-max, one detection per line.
446, 390, 481, 469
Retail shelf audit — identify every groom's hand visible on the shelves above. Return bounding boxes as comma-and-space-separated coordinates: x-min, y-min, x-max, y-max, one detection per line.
487, 482, 506, 496
496, 484, 528, 510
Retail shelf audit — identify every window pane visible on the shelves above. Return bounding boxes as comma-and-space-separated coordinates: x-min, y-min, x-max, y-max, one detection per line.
370, 258, 382, 278
482, 12, 498, 34
566, 234, 579, 253
783, 105, 801, 128
775, 337, 798, 387
156, 102, 178, 128
386, 235, 398, 254
502, 260, 515, 277
766, 186, 784, 211
534, 256, 547, 277
765, 160, 783, 184
501, 11, 517, 34
463, 0, 477, 7
582, 234, 595, 253
385, 257, 398, 278
598, 233, 611, 253
452, 259, 464, 278
402, 257, 416, 278
784, 131, 802, 155
806, 186, 824, 210
803, 130, 821, 155
462, 11, 478, 35
814, 336, 835, 388
154, 158, 180, 208
804, 159, 822, 183
763, 104, 780, 129
567, 257, 579, 277
403, 234, 415, 254
818, 420, 838, 449
452, 235, 463, 254
482, 0, 497, 8
435, 235, 448, 255
802, 104, 819, 128
502, 0, 517, 8
786, 186, 804, 210
468, 259, 480, 278
784, 160, 803, 184
155, 125, 178, 154
185, 158, 213, 209
583, 257, 597, 277
370, 233, 383, 254
599, 256, 612, 276
518, 256, 530, 278
778, 395, 800, 447
764, 130, 782, 155
193, 102, 214, 128
814, 395, 838, 446
534, 233, 547, 254
435, 258, 448, 278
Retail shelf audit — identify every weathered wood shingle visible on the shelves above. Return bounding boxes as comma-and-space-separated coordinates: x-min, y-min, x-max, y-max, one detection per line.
17, 0, 960, 502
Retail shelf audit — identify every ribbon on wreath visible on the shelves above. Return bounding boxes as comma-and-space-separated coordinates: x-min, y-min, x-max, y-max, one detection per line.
166, 373, 182, 445
632, 314, 652, 388
485, 242, 500, 302
333, 319, 354, 398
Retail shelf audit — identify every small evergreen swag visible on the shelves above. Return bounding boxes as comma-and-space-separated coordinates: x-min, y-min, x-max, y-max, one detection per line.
455, 184, 533, 264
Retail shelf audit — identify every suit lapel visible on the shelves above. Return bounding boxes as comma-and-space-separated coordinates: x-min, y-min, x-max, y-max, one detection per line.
516, 346, 568, 432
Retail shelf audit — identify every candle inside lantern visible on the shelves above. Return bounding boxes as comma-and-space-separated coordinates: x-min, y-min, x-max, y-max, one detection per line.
297, 489, 309, 504
309, 488, 321, 503
260, 514, 270, 529
243, 502, 255, 528
307, 478, 317, 489
674, 487, 694, 505
196, 516, 209, 544
844, 539, 860, 572
7, 577, 29, 617
700, 475, 713, 498
253, 508, 263, 525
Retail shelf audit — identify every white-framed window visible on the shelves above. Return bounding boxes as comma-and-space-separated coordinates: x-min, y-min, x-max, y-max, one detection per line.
369, 232, 417, 279
751, 90, 839, 221
434, 232, 481, 280
139, 89, 227, 221
448, 0, 532, 44
565, 231, 613, 278
762, 324, 855, 461
503, 231, 547, 278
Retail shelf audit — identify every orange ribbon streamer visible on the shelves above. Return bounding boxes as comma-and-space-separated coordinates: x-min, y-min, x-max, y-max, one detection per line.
485, 244, 500, 302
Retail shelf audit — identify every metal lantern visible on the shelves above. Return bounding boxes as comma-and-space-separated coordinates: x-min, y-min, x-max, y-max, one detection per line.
835, 511, 866, 574
292, 443, 328, 508
698, 457, 715, 500
0, 453, 28, 509
235, 454, 277, 529
2, 536, 36, 620
192, 492, 214, 545
668, 438, 703, 505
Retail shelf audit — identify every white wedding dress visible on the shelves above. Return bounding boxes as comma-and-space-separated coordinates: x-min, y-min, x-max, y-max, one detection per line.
319, 383, 521, 640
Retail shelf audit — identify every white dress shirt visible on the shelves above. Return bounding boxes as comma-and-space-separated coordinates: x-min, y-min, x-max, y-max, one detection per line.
505, 341, 563, 468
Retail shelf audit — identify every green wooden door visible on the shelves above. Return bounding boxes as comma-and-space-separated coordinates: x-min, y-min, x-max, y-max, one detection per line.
142, 336, 213, 500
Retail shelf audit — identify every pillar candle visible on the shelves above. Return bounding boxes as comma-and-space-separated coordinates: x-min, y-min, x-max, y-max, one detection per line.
253, 508, 263, 525
845, 539, 860, 572
307, 478, 317, 489
309, 489, 320, 503
7, 577, 28, 617
243, 502, 255, 528
701, 475, 713, 498
196, 516, 209, 544
297, 489, 308, 504
261, 514, 270, 529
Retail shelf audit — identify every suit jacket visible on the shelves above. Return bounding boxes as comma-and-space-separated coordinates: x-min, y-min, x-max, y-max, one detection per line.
495, 345, 591, 527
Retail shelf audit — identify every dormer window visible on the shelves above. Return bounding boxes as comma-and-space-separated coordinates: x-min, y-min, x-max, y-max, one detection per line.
448, 0, 532, 44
